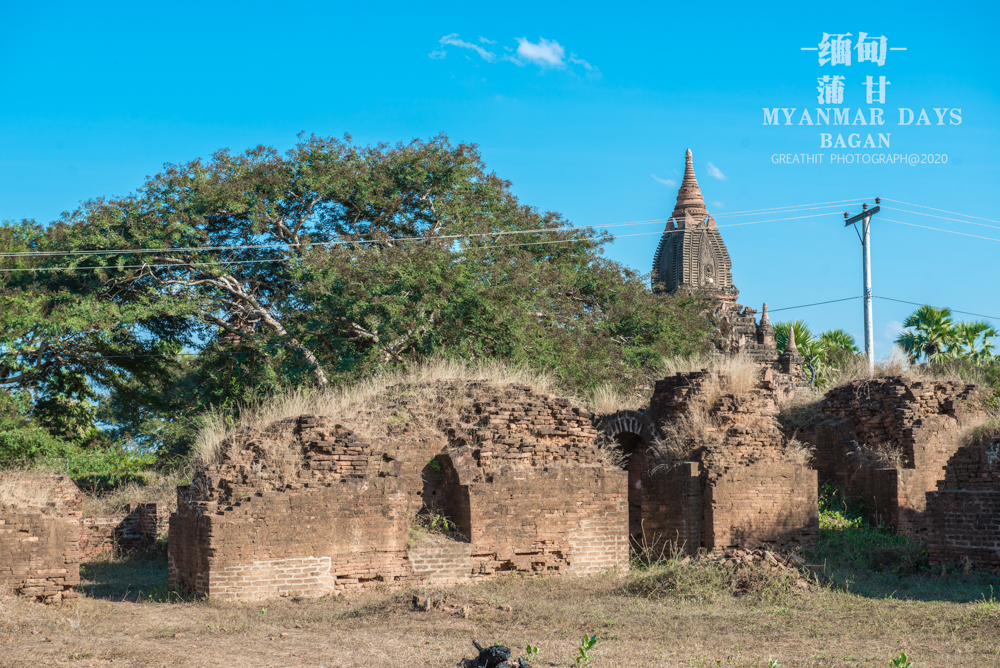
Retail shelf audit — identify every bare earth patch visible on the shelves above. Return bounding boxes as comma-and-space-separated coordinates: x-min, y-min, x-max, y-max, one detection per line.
1, 560, 999, 668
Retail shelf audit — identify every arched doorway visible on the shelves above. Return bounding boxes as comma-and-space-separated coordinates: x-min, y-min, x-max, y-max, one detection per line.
599, 411, 655, 545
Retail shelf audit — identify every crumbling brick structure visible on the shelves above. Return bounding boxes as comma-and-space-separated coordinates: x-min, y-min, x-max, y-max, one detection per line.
804, 377, 982, 535
80, 501, 175, 559
168, 381, 627, 600
612, 369, 818, 555
926, 429, 1000, 574
0, 475, 82, 603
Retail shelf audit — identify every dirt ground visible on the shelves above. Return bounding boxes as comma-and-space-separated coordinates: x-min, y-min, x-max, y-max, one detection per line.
2, 558, 999, 668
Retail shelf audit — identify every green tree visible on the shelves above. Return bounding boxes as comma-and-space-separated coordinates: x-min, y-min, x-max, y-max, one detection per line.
951, 320, 997, 362
895, 305, 957, 363
774, 320, 829, 386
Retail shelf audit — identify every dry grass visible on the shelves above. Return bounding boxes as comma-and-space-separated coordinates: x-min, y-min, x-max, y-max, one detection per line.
194, 359, 561, 468
851, 441, 906, 470
650, 355, 762, 467
783, 438, 815, 466
652, 405, 721, 466
585, 383, 649, 414
80, 471, 188, 517
660, 353, 762, 400
0, 469, 61, 515
0, 560, 998, 667
593, 435, 628, 469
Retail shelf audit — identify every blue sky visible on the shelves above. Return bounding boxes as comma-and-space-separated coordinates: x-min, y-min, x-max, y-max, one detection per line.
2, 0, 998, 356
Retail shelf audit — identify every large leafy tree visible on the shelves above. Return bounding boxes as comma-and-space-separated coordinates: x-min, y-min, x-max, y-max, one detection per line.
64, 133, 711, 432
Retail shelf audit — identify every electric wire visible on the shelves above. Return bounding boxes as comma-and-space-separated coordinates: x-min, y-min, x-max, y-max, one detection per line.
0, 200, 874, 261
881, 198, 1000, 227
0, 212, 838, 273
881, 206, 1000, 232
879, 218, 1000, 243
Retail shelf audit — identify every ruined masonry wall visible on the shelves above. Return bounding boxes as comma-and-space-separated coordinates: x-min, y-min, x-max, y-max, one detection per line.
705, 460, 818, 550
0, 476, 81, 603
81, 502, 174, 559
169, 481, 409, 599
809, 377, 982, 535
926, 435, 1000, 574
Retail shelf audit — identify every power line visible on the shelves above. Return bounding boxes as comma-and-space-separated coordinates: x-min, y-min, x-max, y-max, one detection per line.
768, 296, 861, 313
874, 296, 1000, 322
881, 198, 1000, 227
0, 200, 869, 260
880, 217, 1000, 243
0, 212, 839, 274
881, 206, 1000, 232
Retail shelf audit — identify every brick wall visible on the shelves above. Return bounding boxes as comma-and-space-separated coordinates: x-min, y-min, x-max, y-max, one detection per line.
926, 433, 1000, 573
926, 491, 1000, 575
705, 460, 818, 550
806, 377, 983, 536
642, 369, 818, 552
0, 476, 81, 603
638, 462, 702, 556
169, 380, 630, 601
169, 480, 410, 599
80, 502, 175, 559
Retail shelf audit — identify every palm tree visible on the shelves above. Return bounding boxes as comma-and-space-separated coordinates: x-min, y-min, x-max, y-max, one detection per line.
895, 305, 956, 363
774, 320, 829, 386
951, 320, 997, 362
819, 329, 860, 354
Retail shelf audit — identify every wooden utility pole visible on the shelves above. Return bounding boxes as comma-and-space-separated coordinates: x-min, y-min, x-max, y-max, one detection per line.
844, 198, 881, 376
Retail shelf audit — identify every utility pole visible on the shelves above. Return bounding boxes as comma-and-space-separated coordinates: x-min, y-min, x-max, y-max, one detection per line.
844, 198, 881, 376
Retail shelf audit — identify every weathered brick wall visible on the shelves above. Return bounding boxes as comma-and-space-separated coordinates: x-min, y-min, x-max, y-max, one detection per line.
169, 380, 628, 600
81, 502, 175, 559
638, 462, 702, 556
806, 377, 983, 535
0, 476, 81, 603
439, 447, 628, 578
926, 433, 1000, 574
705, 460, 818, 550
927, 491, 1000, 575
169, 480, 410, 599
643, 369, 818, 552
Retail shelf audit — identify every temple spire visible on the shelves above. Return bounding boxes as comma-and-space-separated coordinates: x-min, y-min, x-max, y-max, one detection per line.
670, 149, 711, 228
786, 325, 798, 355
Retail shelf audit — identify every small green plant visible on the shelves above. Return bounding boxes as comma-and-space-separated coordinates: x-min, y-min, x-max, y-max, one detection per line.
768, 660, 781, 668
520, 642, 540, 663
887, 651, 911, 668
572, 633, 598, 666
430, 514, 450, 533
428, 458, 442, 472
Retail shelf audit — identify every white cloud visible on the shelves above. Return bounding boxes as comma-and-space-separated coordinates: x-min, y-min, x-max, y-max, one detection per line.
711, 201, 725, 209
652, 174, 677, 187
569, 53, 601, 79
432, 34, 597, 76
438, 33, 496, 62
706, 162, 727, 180
515, 37, 565, 68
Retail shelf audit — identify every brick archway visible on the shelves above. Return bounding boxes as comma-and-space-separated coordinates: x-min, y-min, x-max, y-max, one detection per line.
598, 411, 655, 542
598, 410, 655, 444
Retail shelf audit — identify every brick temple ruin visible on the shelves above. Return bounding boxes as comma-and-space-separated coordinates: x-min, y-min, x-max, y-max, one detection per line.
168, 382, 628, 599
802, 377, 984, 536
0, 476, 81, 604
927, 428, 1000, 575
167, 151, 824, 600
168, 149, 1000, 589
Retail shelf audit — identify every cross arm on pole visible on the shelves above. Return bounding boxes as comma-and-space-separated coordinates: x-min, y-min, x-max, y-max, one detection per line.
845, 205, 880, 226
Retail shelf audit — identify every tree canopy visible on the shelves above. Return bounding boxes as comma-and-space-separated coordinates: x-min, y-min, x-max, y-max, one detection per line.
0, 133, 712, 463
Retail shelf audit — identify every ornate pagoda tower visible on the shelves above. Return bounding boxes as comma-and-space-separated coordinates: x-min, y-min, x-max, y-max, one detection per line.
651, 149, 738, 304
